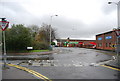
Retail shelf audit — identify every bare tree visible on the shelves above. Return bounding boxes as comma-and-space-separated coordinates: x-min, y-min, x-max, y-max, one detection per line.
28, 25, 39, 39
35, 23, 57, 44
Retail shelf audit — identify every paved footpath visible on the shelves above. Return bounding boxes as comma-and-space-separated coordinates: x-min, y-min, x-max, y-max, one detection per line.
2, 63, 52, 81
2, 65, 36, 79
105, 56, 120, 69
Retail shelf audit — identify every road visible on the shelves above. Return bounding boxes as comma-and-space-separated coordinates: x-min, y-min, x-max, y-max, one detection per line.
2, 47, 119, 79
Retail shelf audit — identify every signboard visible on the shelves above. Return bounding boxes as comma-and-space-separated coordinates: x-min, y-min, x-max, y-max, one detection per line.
69, 42, 78, 44
90, 42, 96, 45
115, 30, 120, 36
79, 42, 83, 44
0, 21, 9, 31
118, 35, 120, 38
27, 47, 33, 50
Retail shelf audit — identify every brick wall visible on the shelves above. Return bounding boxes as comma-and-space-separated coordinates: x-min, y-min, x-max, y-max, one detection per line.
96, 31, 117, 51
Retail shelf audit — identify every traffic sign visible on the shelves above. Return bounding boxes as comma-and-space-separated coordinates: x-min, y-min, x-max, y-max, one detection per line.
113, 28, 120, 37
0, 21, 9, 31
118, 35, 120, 38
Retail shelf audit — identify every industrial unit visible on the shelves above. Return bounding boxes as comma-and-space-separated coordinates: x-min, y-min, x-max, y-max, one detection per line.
57, 39, 96, 48
96, 29, 120, 51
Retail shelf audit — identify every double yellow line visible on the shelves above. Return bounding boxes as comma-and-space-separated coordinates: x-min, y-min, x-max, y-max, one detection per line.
100, 65, 120, 71
7, 63, 52, 81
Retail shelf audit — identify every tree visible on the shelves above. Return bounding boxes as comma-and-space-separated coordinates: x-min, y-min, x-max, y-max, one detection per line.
5, 23, 58, 51
6, 24, 32, 51
28, 25, 39, 39
35, 23, 57, 44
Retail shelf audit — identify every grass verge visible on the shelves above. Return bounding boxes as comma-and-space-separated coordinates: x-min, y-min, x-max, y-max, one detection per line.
7, 50, 49, 53
29, 50, 49, 52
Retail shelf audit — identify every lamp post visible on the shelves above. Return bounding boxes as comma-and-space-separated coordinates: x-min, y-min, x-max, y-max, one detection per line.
108, 1, 120, 57
49, 15, 58, 50
108, 1, 120, 28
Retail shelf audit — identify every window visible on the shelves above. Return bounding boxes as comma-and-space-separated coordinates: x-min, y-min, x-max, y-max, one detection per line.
98, 37, 102, 40
105, 36, 112, 39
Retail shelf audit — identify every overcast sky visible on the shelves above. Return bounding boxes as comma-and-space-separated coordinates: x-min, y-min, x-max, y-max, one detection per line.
0, 0, 120, 40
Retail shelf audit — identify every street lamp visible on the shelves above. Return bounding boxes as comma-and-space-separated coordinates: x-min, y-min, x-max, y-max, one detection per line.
108, 1, 120, 59
108, 1, 120, 28
49, 15, 58, 50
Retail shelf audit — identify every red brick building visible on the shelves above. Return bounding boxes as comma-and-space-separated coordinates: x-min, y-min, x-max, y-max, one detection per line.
96, 29, 120, 51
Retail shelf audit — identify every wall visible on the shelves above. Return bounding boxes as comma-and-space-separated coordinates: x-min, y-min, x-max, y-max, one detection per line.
96, 31, 117, 51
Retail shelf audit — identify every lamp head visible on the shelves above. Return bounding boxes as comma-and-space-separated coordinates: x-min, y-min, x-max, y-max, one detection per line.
108, 2, 112, 4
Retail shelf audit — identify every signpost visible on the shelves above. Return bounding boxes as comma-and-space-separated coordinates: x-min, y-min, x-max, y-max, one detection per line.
0, 18, 9, 68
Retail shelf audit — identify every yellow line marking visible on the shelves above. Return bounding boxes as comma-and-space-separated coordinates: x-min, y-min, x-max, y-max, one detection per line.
101, 65, 120, 71
7, 63, 52, 81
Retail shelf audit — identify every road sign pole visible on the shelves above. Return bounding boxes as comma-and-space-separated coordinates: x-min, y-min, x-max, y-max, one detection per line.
0, 18, 9, 68
3, 31, 7, 67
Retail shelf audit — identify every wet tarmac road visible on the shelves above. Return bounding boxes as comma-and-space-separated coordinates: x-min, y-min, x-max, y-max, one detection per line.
4, 47, 119, 79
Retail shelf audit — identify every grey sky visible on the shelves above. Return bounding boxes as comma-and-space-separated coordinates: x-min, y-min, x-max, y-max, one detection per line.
0, 0, 120, 40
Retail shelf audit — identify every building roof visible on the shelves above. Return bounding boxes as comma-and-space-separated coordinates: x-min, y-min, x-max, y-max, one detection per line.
56, 39, 95, 42
96, 30, 113, 36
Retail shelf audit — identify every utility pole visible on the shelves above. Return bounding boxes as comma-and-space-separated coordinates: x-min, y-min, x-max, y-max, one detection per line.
108, 2, 120, 78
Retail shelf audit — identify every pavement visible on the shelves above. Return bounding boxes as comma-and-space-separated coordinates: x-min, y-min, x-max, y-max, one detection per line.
2, 65, 37, 79
103, 56, 120, 80
105, 56, 120, 69
2, 63, 53, 81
